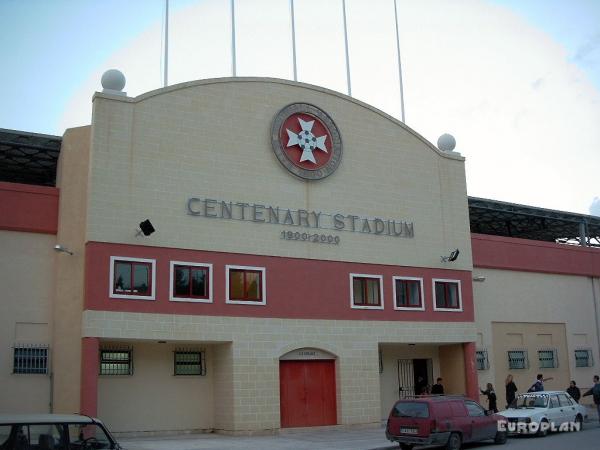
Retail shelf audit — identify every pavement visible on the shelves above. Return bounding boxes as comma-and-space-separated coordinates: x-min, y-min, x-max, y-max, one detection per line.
119, 425, 396, 450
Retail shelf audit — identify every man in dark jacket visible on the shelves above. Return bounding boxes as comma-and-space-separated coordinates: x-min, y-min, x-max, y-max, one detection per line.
431, 377, 444, 395
567, 380, 581, 403
582, 375, 600, 423
528, 373, 553, 392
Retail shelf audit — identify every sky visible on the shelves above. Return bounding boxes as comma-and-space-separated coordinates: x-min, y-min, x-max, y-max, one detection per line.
1, 0, 599, 216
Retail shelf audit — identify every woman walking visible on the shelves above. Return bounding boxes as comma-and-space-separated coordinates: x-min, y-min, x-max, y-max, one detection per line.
505, 374, 517, 408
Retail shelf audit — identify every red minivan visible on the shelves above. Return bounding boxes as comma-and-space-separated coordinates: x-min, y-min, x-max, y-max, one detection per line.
386, 396, 507, 450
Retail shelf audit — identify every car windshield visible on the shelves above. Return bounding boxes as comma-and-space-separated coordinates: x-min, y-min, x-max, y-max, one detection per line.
509, 394, 549, 409
391, 402, 430, 418
68, 423, 116, 449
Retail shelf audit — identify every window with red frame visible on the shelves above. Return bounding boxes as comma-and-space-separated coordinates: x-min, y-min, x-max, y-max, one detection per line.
113, 260, 151, 296
395, 279, 422, 308
229, 269, 262, 301
434, 281, 460, 309
352, 277, 381, 306
173, 265, 209, 299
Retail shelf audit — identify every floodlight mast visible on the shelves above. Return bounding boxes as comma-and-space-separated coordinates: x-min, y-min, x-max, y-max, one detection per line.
164, 0, 169, 87
393, 0, 406, 123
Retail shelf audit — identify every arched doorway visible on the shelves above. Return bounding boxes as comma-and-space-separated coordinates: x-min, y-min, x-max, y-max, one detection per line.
279, 348, 337, 427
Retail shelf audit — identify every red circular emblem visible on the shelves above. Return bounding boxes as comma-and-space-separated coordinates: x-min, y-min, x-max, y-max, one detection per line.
272, 104, 342, 180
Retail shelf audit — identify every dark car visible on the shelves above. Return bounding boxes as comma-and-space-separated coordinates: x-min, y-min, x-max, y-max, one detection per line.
386, 395, 507, 450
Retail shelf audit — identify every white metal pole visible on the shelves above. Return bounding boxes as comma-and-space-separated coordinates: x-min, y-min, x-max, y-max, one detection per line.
290, 0, 298, 82
164, 0, 169, 87
231, 0, 237, 76
393, 0, 406, 122
342, 0, 352, 96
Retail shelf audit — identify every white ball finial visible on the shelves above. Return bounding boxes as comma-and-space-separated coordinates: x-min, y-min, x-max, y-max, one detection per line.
101, 69, 126, 92
437, 133, 456, 152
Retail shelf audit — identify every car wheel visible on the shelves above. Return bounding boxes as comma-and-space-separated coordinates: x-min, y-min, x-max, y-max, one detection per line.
445, 432, 462, 450
575, 414, 583, 431
494, 430, 507, 444
536, 419, 549, 437
399, 444, 414, 450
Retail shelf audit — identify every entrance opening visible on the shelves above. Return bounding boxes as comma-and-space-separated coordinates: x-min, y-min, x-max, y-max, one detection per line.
397, 358, 433, 398
413, 358, 431, 395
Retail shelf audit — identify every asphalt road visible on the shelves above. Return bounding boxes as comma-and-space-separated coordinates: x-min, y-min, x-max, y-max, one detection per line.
119, 422, 600, 450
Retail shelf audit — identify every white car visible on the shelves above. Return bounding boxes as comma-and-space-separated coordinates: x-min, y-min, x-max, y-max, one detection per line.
497, 391, 587, 436
0, 413, 122, 449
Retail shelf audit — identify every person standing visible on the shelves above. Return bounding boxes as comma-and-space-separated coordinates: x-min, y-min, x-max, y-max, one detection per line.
567, 380, 581, 403
415, 376, 427, 395
505, 374, 518, 407
480, 383, 498, 413
582, 375, 600, 423
528, 373, 553, 392
431, 377, 444, 395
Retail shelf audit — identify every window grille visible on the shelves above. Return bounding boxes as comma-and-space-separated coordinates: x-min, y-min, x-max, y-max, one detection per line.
538, 349, 558, 369
100, 348, 133, 375
476, 350, 489, 370
508, 350, 528, 369
575, 349, 593, 368
174, 350, 206, 376
13, 344, 49, 374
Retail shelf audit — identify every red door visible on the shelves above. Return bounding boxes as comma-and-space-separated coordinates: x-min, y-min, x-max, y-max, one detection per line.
280, 360, 337, 427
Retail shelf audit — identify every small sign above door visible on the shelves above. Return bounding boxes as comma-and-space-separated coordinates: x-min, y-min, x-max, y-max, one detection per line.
280, 347, 336, 360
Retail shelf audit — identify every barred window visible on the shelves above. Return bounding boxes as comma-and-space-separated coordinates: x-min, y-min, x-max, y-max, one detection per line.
174, 351, 206, 376
575, 349, 593, 368
100, 349, 133, 375
538, 349, 558, 369
508, 350, 528, 369
13, 345, 49, 374
476, 350, 489, 370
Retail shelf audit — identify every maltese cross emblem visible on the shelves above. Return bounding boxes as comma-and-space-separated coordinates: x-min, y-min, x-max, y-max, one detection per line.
272, 103, 342, 180
286, 119, 328, 164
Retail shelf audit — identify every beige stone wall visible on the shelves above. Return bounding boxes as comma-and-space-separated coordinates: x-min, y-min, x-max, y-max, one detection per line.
473, 268, 600, 406
0, 231, 54, 413
213, 343, 234, 431
439, 344, 466, 395
83, 310, 476, 432
86, 78, 472, 271
52, 126, 91, 413
98, 342, 214, 433
490, 322, 570, 398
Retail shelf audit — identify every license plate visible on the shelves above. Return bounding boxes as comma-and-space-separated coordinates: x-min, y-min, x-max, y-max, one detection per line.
400, 427, 418, 434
